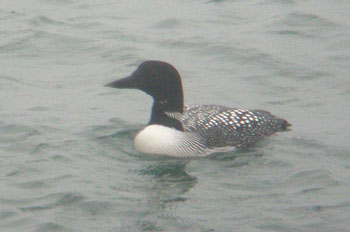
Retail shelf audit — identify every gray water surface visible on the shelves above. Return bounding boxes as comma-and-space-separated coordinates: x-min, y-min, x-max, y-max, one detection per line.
1, 0, 350, 231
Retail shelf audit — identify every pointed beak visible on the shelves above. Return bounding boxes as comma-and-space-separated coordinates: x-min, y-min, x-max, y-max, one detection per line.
105, 75, 138, 89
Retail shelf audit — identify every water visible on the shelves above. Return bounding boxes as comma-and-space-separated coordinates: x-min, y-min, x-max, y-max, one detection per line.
1, 0, 350, 231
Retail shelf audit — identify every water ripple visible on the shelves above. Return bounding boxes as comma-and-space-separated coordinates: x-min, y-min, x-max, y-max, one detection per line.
0, 124, 40, 143
34, 222, 68, 232
19, 192, 84, 212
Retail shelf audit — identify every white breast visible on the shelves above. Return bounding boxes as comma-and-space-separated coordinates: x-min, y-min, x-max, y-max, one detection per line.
133, 124, 237, 157
134, 125, 193, 157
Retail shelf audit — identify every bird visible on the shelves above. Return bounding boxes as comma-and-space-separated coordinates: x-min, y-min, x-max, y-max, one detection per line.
105, 60, 291, 157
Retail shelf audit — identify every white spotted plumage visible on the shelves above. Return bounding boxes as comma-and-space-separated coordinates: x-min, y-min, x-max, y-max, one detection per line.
181, 105, 290, 149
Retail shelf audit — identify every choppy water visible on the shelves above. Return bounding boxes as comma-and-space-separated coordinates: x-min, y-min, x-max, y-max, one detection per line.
1, 0, 350, 231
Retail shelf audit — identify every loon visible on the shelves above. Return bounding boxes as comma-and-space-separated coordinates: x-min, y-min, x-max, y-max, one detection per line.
106, 61, 291, 157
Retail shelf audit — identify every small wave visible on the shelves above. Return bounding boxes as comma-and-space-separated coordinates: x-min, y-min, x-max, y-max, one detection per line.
19, 192, 84, 212
0, 74, 20, 83
270, 12, 338, 39
15, 181, 48, 190
290, 169, 338, 188
0, 124, 40, 144
78, 200, 114, 216
27, 106, 51, 112
29, 16, 65, 26
0, 210, 16, 220
153, 18, 182, 29
283, 13, 337, 28
86, 121, 141, 159
34, 222, 68, 232
0, 31, 36, 54
268, 29, 316, 38
262, 0, 296, 5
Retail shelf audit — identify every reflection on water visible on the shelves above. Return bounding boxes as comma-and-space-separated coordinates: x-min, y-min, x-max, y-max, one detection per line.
140, 160, 197, 205
134, 160, 197, 232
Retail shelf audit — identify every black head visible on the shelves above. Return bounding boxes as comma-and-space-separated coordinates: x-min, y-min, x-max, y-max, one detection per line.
106, 61, 185, 130
106, 61, 184, 111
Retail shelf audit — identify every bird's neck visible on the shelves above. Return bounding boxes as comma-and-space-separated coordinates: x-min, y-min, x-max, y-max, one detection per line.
148, 98, 184, 131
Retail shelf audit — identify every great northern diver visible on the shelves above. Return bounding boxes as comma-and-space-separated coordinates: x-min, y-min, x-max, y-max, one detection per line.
106, 61, 291, 157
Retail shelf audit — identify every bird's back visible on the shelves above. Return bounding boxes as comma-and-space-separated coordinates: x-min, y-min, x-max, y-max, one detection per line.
182, 105, 291, 149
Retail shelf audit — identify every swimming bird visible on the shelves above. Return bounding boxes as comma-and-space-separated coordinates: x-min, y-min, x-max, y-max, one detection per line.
106, 61, 291, 157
